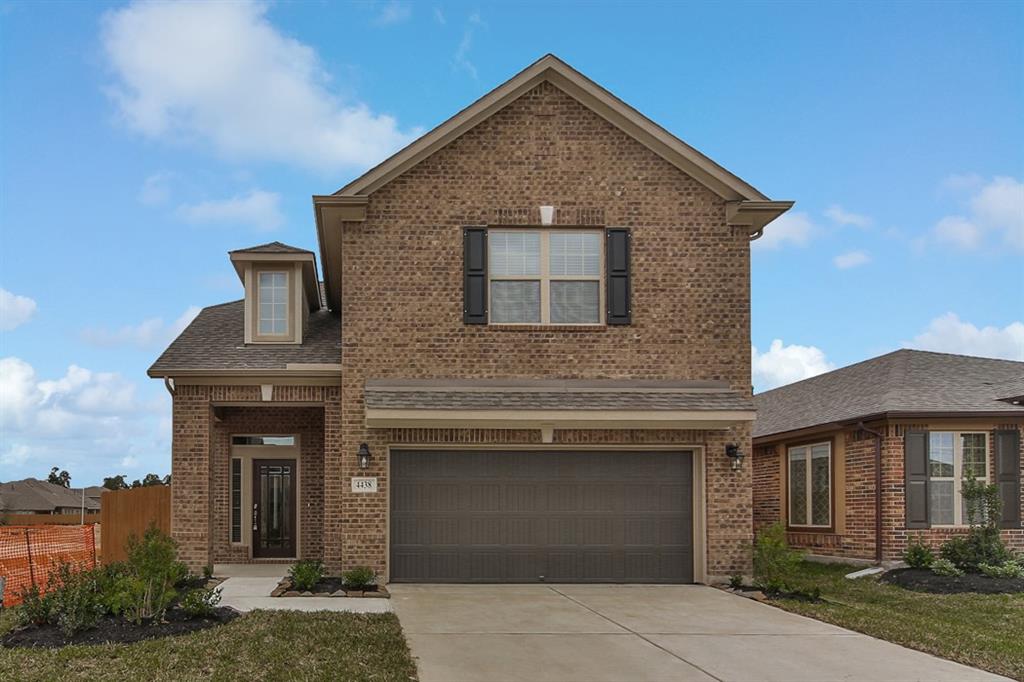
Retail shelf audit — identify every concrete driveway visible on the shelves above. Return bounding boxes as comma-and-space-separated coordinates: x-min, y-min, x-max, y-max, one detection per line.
389, 584, 1008, 682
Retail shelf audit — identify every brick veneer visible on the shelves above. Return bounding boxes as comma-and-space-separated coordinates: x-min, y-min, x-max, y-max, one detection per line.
171, 80, 758, 579
753, 421, 1024, 562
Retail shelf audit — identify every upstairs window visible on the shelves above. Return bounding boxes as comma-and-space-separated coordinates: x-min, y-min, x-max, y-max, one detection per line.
258, 271, 289, 335
488, 229, 602, 325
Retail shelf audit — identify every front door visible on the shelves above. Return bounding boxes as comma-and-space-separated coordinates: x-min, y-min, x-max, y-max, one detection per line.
252, 459, 297, 558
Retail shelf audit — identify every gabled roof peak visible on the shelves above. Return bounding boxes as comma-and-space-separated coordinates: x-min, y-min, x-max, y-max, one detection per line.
229, 241, 313, 255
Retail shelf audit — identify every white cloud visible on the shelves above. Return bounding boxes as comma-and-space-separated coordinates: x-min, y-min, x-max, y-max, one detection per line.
824, 205, 872, 228
752, 340, 835, 391
905, 313, 1024, 361
453, 13, 483, 80
931, 176, 1024, 251
138, 172, 173, 205
752, 212, 815, 251
101, 0, 420, 172
374, 1, 412, 25
81, 306, 200, 350
0, 357, 169, 483
177, 190, 284, 231
120, 456, 139, 468
433, 7, 446, 24
0, 287, 37, 331
833, 250, 871, 269
940, 173, 983, 194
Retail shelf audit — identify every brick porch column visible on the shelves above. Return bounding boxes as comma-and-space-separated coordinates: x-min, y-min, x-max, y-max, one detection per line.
171, 385, 213, 572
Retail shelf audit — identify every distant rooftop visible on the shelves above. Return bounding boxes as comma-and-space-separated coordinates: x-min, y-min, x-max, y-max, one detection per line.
753, 349, 1024, 439
0, 478, 101, 513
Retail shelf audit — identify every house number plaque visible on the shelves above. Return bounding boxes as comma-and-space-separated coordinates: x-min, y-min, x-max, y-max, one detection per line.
351, 477, 378, 493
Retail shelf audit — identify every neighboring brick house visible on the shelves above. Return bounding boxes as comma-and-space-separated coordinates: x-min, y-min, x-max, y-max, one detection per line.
149, 55, 793, 582
0, 479, 102, 515
752, 350, 1023, 563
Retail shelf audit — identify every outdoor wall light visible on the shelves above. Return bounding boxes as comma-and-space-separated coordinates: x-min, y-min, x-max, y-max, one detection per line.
357, 443, 372, 470
725, 444, 744, 471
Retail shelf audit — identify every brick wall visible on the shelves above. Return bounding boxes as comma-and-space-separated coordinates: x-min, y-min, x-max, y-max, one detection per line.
334, 80, 755, 579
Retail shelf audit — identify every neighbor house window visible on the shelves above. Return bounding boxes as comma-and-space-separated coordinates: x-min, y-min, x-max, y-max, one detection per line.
928, 431, 988, 526
488, 229, 602, 324
257, 271, 289, 335
788, 442, 831, 527
230, 458, 242, 543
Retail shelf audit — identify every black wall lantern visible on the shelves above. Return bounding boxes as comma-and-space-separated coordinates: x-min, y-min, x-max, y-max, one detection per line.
725, 443, 744, 471
357, 443, 372, 470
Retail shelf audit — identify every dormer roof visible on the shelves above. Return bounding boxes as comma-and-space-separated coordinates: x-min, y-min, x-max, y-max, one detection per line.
228, 241, 322, 311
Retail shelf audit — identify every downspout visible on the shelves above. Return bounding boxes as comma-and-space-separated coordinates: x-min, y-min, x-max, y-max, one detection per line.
163, 377, 176, 397
857, 421, 884, 563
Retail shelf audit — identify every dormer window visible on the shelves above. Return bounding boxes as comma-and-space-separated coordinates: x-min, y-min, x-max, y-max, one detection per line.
228, 241, 324, 345
258, 271, 289, 335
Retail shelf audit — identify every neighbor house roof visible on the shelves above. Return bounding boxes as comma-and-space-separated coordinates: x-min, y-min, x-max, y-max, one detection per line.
147, 294, 341, 377
0, 479, 101, 513
313, 54, 793, 311
753, 349, 1024, 440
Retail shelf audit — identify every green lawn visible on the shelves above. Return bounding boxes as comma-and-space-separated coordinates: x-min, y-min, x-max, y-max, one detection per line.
0, 608, 418, 682
772, 562, 1024, 680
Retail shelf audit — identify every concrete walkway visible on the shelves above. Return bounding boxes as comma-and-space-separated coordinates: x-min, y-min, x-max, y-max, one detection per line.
390, 584, 1009, 682
215, 575, 391, 614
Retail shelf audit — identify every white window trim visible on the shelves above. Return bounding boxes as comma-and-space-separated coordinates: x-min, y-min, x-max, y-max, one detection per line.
929, 431, 989, 528
787, 441, 832, 528
257, 270, 290, 338
488, 228, 605, 326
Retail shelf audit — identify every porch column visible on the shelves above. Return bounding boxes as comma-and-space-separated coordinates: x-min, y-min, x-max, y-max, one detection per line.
171, 385, 213, 571
322, 387, 345, 572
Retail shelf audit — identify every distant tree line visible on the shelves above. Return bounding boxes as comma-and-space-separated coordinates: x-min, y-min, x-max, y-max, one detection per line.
44, 467, 170, 490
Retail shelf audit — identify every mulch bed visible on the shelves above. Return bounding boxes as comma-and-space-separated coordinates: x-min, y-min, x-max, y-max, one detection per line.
272, 577, 389, 598
882, 567, 1024, 594
1, 607, 239, 649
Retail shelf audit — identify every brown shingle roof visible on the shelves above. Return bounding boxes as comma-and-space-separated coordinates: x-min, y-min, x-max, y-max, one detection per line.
753, 349, 1024, 439
147, 297, 341, 375
365, 379, 753, 412
0, 479, 101, 513
229, 241, 313, 255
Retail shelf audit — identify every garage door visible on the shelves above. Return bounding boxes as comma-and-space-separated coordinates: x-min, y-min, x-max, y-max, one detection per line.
390, 450, 693, 583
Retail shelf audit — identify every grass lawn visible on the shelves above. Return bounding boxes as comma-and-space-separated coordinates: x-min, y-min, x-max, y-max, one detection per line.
0, 608, 417, 682
773, 561, 1024, 680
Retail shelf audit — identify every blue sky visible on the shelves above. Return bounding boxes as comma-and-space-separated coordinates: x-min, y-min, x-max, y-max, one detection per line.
1, 0, 1022, 486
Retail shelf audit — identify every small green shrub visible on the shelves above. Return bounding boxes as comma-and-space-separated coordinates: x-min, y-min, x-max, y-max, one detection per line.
48, 562, 105, 636
180, 587, 222, 618
341, 566, 376, 590
903, 536, 934, 569
114, 526, 183, 624
16, 584, 52, 627
202, 564, 214, 580
930, 558, 964, 577
752, 523, 803, 595
289, 560, 325, 591
978, 561, 1024, 579
728, 574, 744, 589
940, 532, 1012, 571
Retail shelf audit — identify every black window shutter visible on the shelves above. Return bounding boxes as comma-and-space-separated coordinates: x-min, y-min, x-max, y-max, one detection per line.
994, 429, 1021, 529
606, 228, 631, 325
905, 430, 930, 529
463, 227, 488, 324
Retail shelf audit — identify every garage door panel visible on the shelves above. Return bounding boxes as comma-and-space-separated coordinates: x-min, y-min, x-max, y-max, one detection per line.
391, 450, 693, 583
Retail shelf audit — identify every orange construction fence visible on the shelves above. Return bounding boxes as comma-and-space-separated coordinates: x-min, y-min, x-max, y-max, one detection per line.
0, 524, 98, 607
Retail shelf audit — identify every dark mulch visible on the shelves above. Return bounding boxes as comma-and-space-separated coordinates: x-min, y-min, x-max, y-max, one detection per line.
882, 567, 1024, 594
311, 578, 381, 593
1, 607, 239, 649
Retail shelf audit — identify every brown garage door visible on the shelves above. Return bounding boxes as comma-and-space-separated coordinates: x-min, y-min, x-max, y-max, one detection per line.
390, 450, 693, 583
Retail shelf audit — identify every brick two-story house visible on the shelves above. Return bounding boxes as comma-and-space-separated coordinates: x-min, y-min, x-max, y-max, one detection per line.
149, 55, 792, 583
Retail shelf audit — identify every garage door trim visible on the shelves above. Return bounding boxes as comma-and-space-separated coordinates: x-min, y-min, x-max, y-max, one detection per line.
385, 444, 706, 584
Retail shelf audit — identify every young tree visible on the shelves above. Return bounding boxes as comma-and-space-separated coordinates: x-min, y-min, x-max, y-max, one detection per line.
47, 467, 71, 488
103, 475, 129, 490
141, 473, 164, 487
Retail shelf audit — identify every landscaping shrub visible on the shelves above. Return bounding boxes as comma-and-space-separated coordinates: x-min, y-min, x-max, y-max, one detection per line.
930, 558, 964, 577
903, 535, 934, 569
289, 560, 325, 591
16, 584, 52, 627
978, 561, 1024, 580
48, 562, 105, 636
728, 574, 744, 589
113, 526, 184, 624
752, 523, 803, 595
202, 564, 214, 580
938, 477, 1012, 571
181, 587, 222, 618
342, 566, 376, 590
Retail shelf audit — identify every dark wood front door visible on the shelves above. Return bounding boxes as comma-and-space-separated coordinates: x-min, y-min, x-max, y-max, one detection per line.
252, 459, 297, 558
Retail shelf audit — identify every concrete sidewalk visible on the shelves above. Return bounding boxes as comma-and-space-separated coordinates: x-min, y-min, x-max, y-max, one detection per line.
215, 575, 391, 614
390, 584, 1009, 682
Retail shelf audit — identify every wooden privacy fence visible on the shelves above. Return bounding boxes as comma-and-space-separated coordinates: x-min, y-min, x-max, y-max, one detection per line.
0, 525, 98, 607
101, 486, 171, 563
2, 513, 101, 526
